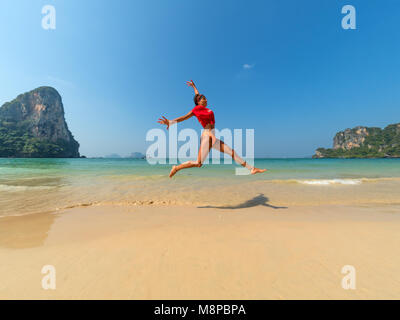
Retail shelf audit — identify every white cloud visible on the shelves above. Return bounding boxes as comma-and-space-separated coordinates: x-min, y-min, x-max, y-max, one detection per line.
243, 63, 255, 70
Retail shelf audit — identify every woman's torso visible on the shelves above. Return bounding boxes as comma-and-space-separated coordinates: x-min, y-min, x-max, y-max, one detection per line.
192, 105, 215, 129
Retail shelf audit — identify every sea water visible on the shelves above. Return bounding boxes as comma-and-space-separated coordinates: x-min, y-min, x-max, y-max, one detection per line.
1, 158, 400, 216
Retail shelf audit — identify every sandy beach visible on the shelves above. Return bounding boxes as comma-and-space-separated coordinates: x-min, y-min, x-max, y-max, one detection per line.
2, 0, 400, 304
1, 202, 399, 300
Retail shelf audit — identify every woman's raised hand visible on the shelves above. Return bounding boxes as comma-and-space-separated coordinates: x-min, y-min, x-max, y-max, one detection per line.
157, 116, 170, 130
186, 80, 199, 94
186, 80, 196, 88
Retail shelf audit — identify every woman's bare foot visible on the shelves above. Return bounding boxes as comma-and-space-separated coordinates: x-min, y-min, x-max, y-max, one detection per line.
251, 167, 267, 175
169, 166, 178, 178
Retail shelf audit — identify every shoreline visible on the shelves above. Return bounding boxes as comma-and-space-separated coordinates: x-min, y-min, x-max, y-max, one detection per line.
2, 174, 400, 218
1, 203, 399, 299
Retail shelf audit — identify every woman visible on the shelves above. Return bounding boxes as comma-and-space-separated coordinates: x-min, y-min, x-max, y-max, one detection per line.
158, 80, 267, 178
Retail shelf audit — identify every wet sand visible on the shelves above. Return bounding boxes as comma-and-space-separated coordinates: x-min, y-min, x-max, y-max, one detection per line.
1, 202, 400, 300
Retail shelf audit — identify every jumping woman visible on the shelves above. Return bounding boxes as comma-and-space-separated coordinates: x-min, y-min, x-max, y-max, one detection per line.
158, 80, 267, 178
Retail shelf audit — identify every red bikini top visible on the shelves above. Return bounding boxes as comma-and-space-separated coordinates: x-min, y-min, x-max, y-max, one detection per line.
192, 105, 215, 128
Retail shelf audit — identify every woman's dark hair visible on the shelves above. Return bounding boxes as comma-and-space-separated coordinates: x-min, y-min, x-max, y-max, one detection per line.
194, 94, 205, 105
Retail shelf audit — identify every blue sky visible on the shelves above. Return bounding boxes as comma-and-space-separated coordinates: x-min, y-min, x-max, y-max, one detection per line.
0, 0, 399, 157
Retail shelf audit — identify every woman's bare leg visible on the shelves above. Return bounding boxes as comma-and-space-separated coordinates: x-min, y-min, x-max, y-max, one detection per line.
213, 139, 267, 175
169, 134, 213, 178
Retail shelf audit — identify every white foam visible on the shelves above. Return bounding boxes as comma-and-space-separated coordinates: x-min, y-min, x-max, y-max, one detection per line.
298, 179, 362, 186
0, 184, 54, 192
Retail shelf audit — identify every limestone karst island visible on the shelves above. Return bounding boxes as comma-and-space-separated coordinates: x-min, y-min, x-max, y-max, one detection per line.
0, 87, 80, 158
314, 123, 400, 158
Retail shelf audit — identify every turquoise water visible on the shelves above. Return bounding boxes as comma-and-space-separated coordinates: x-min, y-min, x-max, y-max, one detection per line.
1, 158, 400, 180
1, 158, 400, 216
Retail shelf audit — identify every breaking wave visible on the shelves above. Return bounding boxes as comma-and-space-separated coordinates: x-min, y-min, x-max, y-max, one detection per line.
0, 184, 55, 192
296, 179, 362, 185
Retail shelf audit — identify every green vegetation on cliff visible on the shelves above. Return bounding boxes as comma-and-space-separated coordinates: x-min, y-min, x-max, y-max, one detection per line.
0, 123, 77, 158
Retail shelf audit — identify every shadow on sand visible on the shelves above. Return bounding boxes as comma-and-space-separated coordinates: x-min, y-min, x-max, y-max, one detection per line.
198, 193, 288, 210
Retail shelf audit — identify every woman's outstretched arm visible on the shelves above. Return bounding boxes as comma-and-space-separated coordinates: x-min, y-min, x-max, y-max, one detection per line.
157, 111, 194, 130
158, 80, 198, 130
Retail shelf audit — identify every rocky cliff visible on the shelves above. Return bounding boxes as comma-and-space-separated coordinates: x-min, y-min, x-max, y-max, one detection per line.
0, 87, 80, 158
314, 123, 400, 158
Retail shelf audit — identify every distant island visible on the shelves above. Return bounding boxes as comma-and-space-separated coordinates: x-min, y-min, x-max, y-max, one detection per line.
102, 152, 146, 159
126, 152, 145, 159
0, 87, 80, 158
314, 123, 400, 158
104, 153, 122, 159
